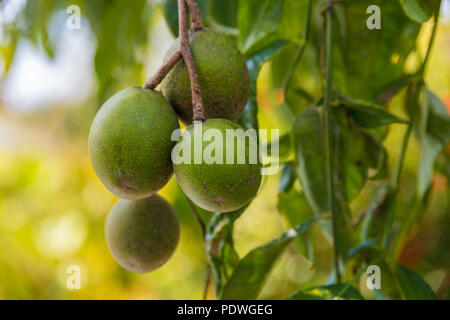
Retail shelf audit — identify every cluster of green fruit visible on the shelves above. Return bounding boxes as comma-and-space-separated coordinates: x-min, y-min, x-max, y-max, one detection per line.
89, 29, 262, 273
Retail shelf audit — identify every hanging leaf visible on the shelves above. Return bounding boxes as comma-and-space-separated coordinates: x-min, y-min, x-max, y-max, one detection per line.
288, 283, 364, 300
209, 0, 239, 28
370, 147, 389, 180
220, 231, 240, 280
334, 96, 408, 128
359, 185, 397, 248
399, 0, 440, 23
94, 0, 153, 101
278, 162, 296, 193
237, 0, 308, 57
206, 206, 247, 296
293, 106, 391, 258
277, 188, 314, 259
293, 108, 329, 214
266, 132, 295, 162
221, 217, 321, 300
293, 106, 383, 210
416, 89, 450, 198
392, 264, 438, 300
328, 0, 421, 101
237, 40, 288, 131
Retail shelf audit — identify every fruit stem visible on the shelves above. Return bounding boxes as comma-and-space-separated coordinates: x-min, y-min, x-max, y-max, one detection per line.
142, 50, 182, 90
178, 0, 205, 121
185, 0, 203, 32
323, 1, 341, 284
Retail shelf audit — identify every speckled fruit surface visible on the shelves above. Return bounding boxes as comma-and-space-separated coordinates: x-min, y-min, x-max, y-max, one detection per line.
105, 195, 180, 273
89, 87, 180, 199
161, 29, 250, 124
173, 119, 261, 212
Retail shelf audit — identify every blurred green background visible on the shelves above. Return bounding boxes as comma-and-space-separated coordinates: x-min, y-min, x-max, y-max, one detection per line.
0, 0, 448, 299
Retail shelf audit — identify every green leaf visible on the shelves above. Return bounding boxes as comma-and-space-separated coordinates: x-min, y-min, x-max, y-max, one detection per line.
221, 217, 320, 300
294, 107, 383, 210
288, 283, 364, 300
237, 0, 307, 57
220, 231, 240, 280
277, 188, 314, 258
237, 0, 283, 56
348, 239, 377, 258
209, 0, 239, 28
333, 107, 383, 200
266, 132, 294, 163
293, 106, 389, 257
237, 40, 288, 131
94, 0, 153, 101
293, 108, 329, 214
416, 89, 450, 197
334, 96, 408, 128
206, 206, 247, 296
329, 0, 421, 101
393, 264, 438, 300
278, 162, 296, 193
399, 0, 440, 23
375, 73, 419, 104
370, 147, 389, 180
359, 185, 396, 247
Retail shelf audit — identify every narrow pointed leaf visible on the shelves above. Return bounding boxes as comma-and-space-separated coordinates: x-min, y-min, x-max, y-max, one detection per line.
288, 283, 364, 300
221, 217, 320, 300
393, 264, 438, 300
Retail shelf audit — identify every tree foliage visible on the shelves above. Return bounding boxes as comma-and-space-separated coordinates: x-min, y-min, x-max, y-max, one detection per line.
1, 0, 449, 300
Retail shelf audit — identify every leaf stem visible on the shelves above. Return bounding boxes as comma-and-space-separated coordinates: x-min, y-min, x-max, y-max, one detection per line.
178, 0, 205, 121
323, 2, 341, 283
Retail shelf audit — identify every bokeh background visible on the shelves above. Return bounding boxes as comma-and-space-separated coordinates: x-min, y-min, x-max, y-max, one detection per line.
0, 0, 449, 299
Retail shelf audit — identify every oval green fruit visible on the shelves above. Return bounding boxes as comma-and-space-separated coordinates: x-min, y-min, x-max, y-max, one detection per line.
105, 194, 180, 273
161, 29, 250, 125
89, 87, 180, 199
173, 119, 261, 212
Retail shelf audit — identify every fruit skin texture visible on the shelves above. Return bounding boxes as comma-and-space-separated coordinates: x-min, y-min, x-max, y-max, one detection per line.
89, 87, 180, 200
173, 119, 261, 212
161, 29, 250, 125
105, 195, 180, 273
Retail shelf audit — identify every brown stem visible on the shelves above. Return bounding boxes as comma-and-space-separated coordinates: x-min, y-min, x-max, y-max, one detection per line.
178, 0, 205, 121
203, 266, 211, 300
142, 50, 182, 90
185, 0, 203, 31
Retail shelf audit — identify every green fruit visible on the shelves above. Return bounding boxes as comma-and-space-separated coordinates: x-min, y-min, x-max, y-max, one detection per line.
161, 29, 250, 125
173, 119, 261, 212
105, 195, 180, 273
89, 87, 180, 199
